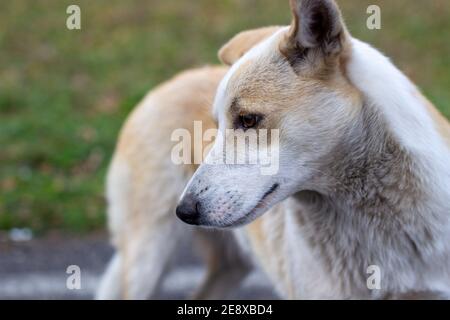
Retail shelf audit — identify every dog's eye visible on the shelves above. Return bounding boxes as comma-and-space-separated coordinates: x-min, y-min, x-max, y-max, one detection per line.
239, 114, 260, 129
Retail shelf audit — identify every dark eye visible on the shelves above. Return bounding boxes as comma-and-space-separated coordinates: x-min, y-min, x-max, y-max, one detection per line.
239, 114, 260, 129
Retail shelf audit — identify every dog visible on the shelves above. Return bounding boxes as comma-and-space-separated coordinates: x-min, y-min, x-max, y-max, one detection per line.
97, 0, 450, 299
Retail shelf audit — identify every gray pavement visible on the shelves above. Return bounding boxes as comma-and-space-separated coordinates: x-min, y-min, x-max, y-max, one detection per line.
0, 232, 278, 299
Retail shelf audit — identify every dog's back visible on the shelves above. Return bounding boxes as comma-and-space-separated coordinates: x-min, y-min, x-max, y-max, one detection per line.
97, 66, 230, 299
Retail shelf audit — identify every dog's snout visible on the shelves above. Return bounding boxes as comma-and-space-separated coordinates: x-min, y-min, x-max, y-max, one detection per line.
176, 194, 201, 225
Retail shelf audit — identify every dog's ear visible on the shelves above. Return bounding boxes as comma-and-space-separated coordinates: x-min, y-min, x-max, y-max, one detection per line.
218, 26, 282, 65
280, 0, 347, 63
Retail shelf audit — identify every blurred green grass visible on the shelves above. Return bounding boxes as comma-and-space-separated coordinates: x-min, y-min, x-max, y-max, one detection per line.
0, 0, 449, 233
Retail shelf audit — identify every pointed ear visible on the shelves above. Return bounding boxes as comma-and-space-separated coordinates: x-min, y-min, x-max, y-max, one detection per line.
281, 0, 347, 61
218, 26, 282, 65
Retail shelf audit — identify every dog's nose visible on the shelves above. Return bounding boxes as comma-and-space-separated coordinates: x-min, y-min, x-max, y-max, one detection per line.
176, 194, 200, 225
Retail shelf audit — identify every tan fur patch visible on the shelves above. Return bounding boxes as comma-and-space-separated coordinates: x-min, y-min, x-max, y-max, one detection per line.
218, 26, 283, 66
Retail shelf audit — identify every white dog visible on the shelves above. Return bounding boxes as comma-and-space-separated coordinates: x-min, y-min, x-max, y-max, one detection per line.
98, 0, 450, 299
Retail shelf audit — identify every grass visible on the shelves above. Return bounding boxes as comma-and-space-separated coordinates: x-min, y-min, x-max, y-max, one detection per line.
0, 0, 449, 233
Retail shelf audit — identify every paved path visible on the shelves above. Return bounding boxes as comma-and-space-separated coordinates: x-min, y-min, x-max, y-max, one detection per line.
0, 233, 278, 299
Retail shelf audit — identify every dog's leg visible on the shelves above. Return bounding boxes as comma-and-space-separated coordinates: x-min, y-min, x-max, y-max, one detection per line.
96, 154, 191, 299
97, 220, 188, 300
96, 253, 123, 299
121, 218, 189, 299
192, 229, 252, 300
96, 156, 130, 300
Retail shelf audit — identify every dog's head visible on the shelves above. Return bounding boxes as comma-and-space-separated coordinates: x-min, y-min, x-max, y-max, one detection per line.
176, 0, 362, 227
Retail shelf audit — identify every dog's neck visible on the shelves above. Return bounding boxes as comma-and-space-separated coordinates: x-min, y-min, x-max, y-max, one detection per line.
311, 101, 422, 218
293, 101, 450, 296
299, 99, 429, 219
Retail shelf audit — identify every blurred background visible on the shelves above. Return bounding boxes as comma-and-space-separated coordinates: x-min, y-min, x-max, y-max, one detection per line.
0, 0, 449, 299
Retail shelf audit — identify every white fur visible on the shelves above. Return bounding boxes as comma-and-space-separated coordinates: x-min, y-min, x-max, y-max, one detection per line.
348, 40, 450, 289
348, 39, 450, 183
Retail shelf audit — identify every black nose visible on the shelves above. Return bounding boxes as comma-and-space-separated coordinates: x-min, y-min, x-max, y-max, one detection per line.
176, 194, 200, 225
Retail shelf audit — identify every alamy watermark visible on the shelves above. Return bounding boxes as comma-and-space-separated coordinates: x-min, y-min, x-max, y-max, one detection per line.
66, 5, 81, 30
366, 265, 381, 290
367, 5, 381, 30
66, 265, 81, 290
